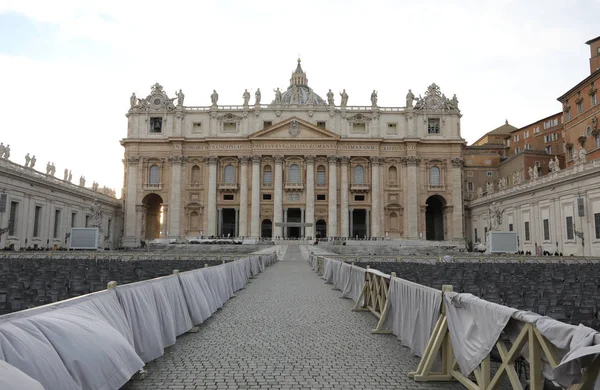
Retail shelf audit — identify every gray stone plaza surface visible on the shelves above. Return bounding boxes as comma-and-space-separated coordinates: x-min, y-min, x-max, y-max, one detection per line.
123, 244, 472, 390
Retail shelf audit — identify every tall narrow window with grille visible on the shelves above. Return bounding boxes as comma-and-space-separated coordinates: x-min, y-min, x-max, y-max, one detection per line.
427, 118, 440, 134
543, 219, 550, 241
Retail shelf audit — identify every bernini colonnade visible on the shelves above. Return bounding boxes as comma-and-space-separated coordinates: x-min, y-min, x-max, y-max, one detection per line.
121, 61, 465, 247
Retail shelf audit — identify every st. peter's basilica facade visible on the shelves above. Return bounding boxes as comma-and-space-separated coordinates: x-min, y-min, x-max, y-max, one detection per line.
121, 60, 465, 247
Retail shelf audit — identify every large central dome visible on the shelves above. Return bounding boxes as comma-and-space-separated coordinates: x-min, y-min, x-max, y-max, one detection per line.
270, 59, 327, 106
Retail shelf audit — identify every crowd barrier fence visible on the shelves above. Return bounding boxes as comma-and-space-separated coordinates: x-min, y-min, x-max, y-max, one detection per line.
308, 252, 600, 390
0, 250, 279, 390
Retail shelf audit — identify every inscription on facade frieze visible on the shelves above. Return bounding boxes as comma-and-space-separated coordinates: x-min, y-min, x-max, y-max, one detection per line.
252, 143, 336, 149
338, 144, 379, 150
381, 145, 405, 151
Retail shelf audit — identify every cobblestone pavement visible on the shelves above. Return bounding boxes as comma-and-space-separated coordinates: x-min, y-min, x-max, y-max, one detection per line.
124, 244, 511, 390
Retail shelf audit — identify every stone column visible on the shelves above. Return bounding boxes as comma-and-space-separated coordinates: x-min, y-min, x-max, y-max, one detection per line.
168, 155, 184, 239
328, 155, 338, 237
123, 156, 140, 247
207, 156, 218, 237
250, 156, 261, 238
239, 156, 250, 237
305, 155, 315, 239
450, 158, 464, 241
283, 208, 288, 238
405, 156, 420, 239
340, 156, 350, 237
301, 207, 305, 238
370, 156, 381, 238
273, 155, 284, 238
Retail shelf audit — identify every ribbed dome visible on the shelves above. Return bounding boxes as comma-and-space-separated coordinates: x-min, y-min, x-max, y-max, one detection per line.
270, 59, 327, 107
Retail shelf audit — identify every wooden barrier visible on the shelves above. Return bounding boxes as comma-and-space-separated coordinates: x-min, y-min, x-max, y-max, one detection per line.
411, 286, 600, 390
352, 268, 395, 334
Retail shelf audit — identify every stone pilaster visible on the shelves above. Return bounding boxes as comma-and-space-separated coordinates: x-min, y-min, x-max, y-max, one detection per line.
123, 156, 140, 247
305, 155, 315, 239
340, 156, 350, 237
450, 158, 464, 241
404, 156, 421, 239
250, 155, 261, 238
239, 156, 250, 237
207, 156, 218, 237
168, 155, 186, 239
328, 155, 338, 237
273, 155, 284, 238
370, 156, 381, 237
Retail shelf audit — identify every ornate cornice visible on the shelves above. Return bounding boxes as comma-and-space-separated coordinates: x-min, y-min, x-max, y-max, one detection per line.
339, 156, 350, 165
327, 155, 338, 164
207, 156, 219, 166
451, 157, 463, 168
168, 155, 187, 165
251, 155, 262, 164
239, 156, 251, 165
273, 155, 284, 164
403, 156, 421, 166
370, 156, 381, 165
304, 155, 315, 164
127, 156, 141, 165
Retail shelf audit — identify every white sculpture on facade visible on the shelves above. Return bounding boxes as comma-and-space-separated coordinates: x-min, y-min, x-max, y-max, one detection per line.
79, 176, 86, 187
130, 93, 137, 109
30, 155, 36, 169
68, 170, 73, 182
339, 89, 348, 107
528, 166, 535, 180
273, 88, 282, 105
477, 187, 483, 198
64, 168, 69, 180
92, 181, 99, 191
255, 88, 261, 105
498, 177, 507, 190
533, 166, 539, 179
579, 147, 587, 163
1, 144, 10, 159
24, 153, 31, 167
89, 202, 103, 228
486, 181, 494, 194
488, 202, 504, 231
327, 89, 334, 106
406, 89, 415, 108
371, 90, 378, 107
549, 158, 556, 173
176, 89, 184, 106
553, 155, 560, 172
210, 90, 219, 106
242, 89, 250, 106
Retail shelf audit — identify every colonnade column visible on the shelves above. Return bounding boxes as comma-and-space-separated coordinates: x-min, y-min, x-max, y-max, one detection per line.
340, 156, 349, 237
123, 156, 140, 247
168, 155, 184, 239
305, 155, 315, 239
207, 156, 218, 237
238, 156, 249, 237
405, 156, 420, 239
450, 158, 464, 241
250, 156, 261, 238
327, 155, 338, 237
273, 155, 284, 238
370, 156, 381, 238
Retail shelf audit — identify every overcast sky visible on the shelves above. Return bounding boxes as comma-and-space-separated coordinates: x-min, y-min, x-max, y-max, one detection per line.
0, 0, 598, 197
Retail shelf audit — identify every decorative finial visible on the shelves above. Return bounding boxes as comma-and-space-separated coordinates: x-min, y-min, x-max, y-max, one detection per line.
505, 119, 508, 125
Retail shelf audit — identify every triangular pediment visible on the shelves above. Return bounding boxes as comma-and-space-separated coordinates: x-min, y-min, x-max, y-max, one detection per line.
249, 117, 340, 140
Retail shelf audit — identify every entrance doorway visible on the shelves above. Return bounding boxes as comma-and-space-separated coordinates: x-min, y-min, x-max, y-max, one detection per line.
286, 208, 302, 238
315, 219, 327, 238
352, 209, 367, 238
261, 219, 272, 239
425, 195, 445, 241
221, 208, 236, 237
142, 193, 163, 241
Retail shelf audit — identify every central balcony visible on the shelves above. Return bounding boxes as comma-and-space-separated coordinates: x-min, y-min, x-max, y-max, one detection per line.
285, 182, 304, 191
143, 183, 163, 191
350, 183, 371, 192
218, 182, 238, 192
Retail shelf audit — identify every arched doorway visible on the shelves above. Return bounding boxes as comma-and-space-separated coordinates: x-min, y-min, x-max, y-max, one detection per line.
315, 219, 327, 238
142, 193, 163, 241
261, 219, 272, 239
425, 195, 446, 241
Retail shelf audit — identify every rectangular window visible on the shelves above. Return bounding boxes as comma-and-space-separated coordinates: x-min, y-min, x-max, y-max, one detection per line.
107, 219, 112, 239
316, 194, 326, 201
595, 213, 600, 239
150, 117, 162, 133
568, 148, 574, 160
515, 147, 520, 154
263, 170, 272, 185
223, 194, 234, 201
33, 206, 42, 237
577, 102, 583, 114
506, 139, 510, 147
467, 182, 473, 191
263, 121, 272, 128
262, 193, 272, 200
543, 219, 550, 241
486, 171, 493, 177
317, 121, 326, 128
85, 215, 90, 227
53, 209, 61, 238
354, 195, 365, 201
545, 146, 552, 154
427, 118, 440, 134
223, 122, 237, 133
484, 227, 488, 242
466, 171, 473, 177
514, 134, 520, 142
592, 93, 598, 106
485, 159, 492, 165
8, 201, 18, 236
566, 216, 574, 240
192, 122, 202, 134
566, 111, 571, 121
508, 223, 513, 232
524, 221, 530, 241
474, 228, 478, 243
316, 170, 326, 185
553, 133, 558, 141
71, 212, 77, 227
524, 130, 529, 138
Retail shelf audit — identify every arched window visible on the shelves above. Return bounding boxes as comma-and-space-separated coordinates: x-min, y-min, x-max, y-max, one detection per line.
149, 165, 160, 184
190, 211, 199, 230
263, 165, 272, 185
388, 166, 397, 184
191, 165, 201, 184
224, 164, 235, 183
317, 165, 326, 185
289, 164, 300, 183
429, 166, 441, 186
354, 165, 364, 184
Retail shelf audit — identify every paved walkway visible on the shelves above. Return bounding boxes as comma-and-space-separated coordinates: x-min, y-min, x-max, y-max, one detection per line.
124, 244, 470, 390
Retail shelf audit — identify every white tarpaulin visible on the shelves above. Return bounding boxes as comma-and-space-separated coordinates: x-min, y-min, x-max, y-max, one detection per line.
0, 360, 44, 390
340, 265, 366, 304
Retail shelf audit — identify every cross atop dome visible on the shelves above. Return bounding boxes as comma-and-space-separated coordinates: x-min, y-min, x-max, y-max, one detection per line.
290, 58, 308, 87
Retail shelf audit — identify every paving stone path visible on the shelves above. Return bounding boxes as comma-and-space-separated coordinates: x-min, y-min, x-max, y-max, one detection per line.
123, 244, 486, 389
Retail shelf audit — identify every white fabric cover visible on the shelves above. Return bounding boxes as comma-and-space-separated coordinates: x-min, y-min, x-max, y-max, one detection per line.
330, 260, 343, 290
150, 275, 193, 337
0, 360, 44, 390
249, 255, 261, 277
382, 277, 442, 357
178, 268, 215, 325
341, 265, 366, 304
322, 258, 334, 283
444, 292, 516, 375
